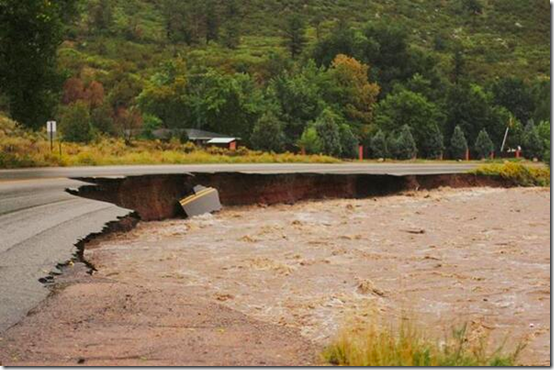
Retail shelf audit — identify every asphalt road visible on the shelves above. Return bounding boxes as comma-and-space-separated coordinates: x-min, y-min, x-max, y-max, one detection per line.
0, 163, 478, 333
0, 178, 132, 332
0, 162, 480, 180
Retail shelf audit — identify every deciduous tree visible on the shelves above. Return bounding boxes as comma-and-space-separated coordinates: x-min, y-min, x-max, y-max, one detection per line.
326, 55, 380, 126
0, 0, 78, 129
60, 101, 94, 143
251, 112, 286, 152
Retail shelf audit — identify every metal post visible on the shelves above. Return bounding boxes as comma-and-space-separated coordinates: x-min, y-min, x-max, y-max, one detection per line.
500, 127, 509, 153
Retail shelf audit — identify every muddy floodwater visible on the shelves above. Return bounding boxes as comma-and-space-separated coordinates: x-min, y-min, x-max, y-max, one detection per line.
0, 187, 550, 366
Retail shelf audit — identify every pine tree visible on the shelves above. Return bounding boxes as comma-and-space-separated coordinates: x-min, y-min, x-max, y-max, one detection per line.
339, 124, 358, 159
205, 0, 219, 43
387, 135, 400, 159
474, 129, 494, 159
297, 126, 322, 154
314, 109, 342, 157
221, 0, 241, 49
450, 125, 468, 159
425, 124, 445, 159
523, 121, 544, 159
370, 130, 387, 159
283, 14, 307, 59
395, 125, 418, 160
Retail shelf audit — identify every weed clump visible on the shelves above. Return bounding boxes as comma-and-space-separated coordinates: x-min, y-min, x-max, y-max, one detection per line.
322, 321, 524, 366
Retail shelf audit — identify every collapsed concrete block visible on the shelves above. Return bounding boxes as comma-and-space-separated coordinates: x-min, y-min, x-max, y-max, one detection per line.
179, 185, 222, 218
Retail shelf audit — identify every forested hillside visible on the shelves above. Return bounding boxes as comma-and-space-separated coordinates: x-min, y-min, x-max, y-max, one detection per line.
0, 0, 550, 160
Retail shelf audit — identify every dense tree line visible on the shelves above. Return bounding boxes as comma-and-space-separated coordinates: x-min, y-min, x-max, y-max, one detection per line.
0, 1, 550, 161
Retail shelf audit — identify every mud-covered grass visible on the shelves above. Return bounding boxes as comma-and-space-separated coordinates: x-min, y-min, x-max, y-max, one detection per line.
322, 320, 524, 366
473, 162, 550, 187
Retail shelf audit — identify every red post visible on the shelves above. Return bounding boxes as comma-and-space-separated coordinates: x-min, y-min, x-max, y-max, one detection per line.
515, 149, 521, 159
465, 149, 470, 161
490, 151, 495, 160
229, 141, 237, 151
358, 145, 364, 161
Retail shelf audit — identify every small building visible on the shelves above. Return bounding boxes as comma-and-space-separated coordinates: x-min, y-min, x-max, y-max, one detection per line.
206, 137, 238, 150
143, 128, 239, 150
184, 129, 239, 150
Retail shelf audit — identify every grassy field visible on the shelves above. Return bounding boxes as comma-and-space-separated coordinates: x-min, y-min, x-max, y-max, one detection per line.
0, 114, 338, 168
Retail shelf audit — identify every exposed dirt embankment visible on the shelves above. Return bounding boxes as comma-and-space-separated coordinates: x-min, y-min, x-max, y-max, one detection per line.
69, 172, 510, 220
68, 175, 195, 221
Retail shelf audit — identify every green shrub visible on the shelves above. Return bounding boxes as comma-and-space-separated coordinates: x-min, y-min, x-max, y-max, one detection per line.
473, 162, 550, 187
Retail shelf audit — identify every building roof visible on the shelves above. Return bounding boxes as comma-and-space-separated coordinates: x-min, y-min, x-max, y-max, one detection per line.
207, 138, 237, 144
185, 129, 230, 140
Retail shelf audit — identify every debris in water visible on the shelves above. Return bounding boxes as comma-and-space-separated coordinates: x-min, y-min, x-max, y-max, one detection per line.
402, 228, 426, 235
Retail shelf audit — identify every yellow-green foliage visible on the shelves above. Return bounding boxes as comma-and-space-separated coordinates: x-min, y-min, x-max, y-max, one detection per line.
473, 162, 550, 187
0, 116, 339, 168
322, 321, 524, 367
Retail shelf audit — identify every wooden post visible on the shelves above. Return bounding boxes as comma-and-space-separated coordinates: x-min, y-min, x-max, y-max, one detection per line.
465, 149, 470, 161
301, 146, 306, 156
490, 151, 495, 160
516, 149, 521, 159
358, 145, 364, 161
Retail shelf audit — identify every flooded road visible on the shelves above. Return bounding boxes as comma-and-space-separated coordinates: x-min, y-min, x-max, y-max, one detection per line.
0, 187, 550, 365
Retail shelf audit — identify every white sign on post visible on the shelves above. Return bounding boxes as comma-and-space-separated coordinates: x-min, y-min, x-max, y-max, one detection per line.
47, 121, 57, 133
47, 121, 57, 152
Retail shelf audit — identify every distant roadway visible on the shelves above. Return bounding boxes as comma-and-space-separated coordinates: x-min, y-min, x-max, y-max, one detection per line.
0, 163, 479, 333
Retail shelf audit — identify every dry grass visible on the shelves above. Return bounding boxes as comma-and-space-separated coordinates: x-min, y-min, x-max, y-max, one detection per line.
0, 115, 339, 168
322, 319, 525, 367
